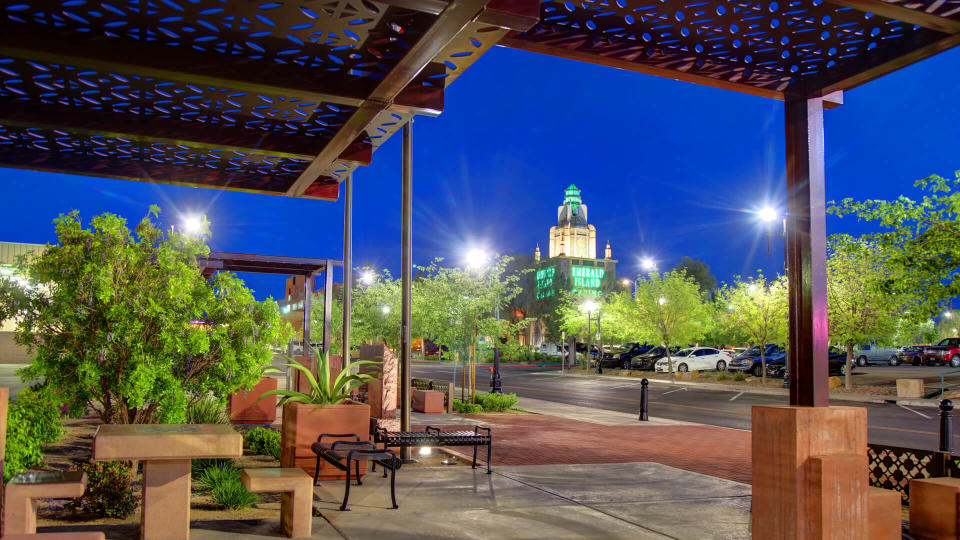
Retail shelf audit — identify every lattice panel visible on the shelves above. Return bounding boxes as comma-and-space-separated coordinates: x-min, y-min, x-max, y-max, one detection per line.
514, 0, 945, 92
0, 124, 309, 193
868, 444, 943, 504
435, 22, 510, 85
882, 0, 960, 19
3, 0, 437, 84
0, 57, 354, 147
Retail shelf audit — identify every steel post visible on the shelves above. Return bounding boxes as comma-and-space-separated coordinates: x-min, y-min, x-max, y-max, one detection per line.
322, 261, 333, 357
940, 399, 954, 453
302, 275, 312, 353
784, 95, 830, 407
342, 173, 353, 367
639, 379, 649, 421
400, 122, 413, 455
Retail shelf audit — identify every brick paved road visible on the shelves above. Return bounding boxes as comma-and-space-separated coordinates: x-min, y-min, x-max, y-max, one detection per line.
416, 413, 752, 484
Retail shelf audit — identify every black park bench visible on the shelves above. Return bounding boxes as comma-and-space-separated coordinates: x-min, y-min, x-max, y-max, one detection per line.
373, 425, 492, 473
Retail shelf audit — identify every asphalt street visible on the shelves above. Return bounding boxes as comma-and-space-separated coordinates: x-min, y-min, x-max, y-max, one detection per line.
413, 363, 960, 451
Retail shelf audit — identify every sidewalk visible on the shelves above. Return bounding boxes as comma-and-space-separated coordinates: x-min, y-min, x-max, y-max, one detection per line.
415, 401, 751, 484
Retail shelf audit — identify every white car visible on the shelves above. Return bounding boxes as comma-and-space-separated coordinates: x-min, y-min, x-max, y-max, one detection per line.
654, 347, 732, 373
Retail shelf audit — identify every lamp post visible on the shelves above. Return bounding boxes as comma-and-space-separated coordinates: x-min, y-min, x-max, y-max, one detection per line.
759, 206, 787, 270
467, 248, 502, 393
583, 300, 600, 374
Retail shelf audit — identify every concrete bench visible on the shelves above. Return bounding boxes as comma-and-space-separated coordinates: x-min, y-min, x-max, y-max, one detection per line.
241, 468, 313, 538
2, 471, 87, 536
3, 533, 106, 540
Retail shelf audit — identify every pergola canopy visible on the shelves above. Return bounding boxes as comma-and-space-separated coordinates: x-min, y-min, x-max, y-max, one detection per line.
0, 0, 957, 199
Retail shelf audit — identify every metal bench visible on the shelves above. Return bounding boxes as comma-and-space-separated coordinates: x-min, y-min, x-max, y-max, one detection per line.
373, 425, 492, 473
310, 434, 400, 511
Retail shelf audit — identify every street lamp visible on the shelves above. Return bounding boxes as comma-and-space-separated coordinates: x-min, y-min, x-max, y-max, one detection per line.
466, 247, 503, 393
582, 300, 602, 374
360, 270, 375, 286
381, 305, 390, 315
179, 214, 206, 237
641, 257, 656, 272
946, 311, 953, 319
758, 206, 787, 270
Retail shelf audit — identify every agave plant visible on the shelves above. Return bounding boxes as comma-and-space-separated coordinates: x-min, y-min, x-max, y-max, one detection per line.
258, 348, 380, 407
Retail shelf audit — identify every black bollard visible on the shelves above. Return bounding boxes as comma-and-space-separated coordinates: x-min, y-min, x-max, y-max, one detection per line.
639, 378, 649, 421
940, 399, 954, 453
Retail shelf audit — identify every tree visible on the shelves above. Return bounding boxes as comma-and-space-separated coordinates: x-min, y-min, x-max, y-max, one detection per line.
893, 317, 939, 345
673, 257, 718, 298
0, 208, 292, 424
628, 270, 710, 376
702, 295, 750, 349
717, 273, 788, 383
826, 235, 906, 388
829, 171, 960, 317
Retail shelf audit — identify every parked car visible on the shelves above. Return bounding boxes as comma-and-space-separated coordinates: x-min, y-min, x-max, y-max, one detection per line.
654, 347, 731, 373
892, 345, 926, 366
603, 342, 654, 370
629, 345, 679, 370
922, 338, 960, 367
852, 345, 899, 366
727, 344, 786, 376
767, 347, 853, 378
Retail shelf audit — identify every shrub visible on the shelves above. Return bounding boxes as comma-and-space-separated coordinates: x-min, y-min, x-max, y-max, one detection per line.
196, 462, 257, 509
192, 458, 231, 479
452, 399, 483, 414
67, 461, 138, 518
4, 387, 65, 481
732, 372, 747, 382
715, 372, 728, 381
186, 394, 229, 424
211, 476, 258, 510
476, 392, 518, 412
244, 427, 281, 460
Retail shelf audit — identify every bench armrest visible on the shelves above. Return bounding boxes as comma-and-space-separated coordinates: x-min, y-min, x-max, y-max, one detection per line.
474, 426, 491, 435
424, 426, 441, 435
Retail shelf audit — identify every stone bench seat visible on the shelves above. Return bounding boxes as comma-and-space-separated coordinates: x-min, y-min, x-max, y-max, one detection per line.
240, 468, 312, 538
3, 470, 87, 536
3, 533, 106, 540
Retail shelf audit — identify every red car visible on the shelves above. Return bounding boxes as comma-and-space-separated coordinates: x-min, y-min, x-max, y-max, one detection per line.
922, 338, 960, 367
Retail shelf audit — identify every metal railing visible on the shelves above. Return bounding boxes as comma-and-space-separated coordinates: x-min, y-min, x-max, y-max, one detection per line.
938, 369, 960, 397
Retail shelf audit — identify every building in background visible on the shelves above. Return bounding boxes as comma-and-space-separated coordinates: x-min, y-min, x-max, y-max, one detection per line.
518, 186, 618, 348
0, 242, 47, 364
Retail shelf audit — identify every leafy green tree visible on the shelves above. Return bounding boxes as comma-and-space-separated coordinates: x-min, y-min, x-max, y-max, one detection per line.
893, 317, 939, 345
702, 296, 750, 349
628, 270, 710, 375
717, 273, 788, 383
0, 208, 292, 424
673, 257, 718, 298
829, 171, 960, 316
826, 235, 906, 388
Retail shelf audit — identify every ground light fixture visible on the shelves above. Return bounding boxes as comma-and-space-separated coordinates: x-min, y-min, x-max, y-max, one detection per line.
418, 447, 432, 457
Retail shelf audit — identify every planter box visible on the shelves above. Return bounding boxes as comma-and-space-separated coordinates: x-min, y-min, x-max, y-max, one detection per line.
412, 389, 444, 414
280, 401, 370, 481
292, 355, 341, 394
229, 377, 278, 424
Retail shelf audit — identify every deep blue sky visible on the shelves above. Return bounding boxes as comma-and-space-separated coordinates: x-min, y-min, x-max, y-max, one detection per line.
1, 45, 958, 300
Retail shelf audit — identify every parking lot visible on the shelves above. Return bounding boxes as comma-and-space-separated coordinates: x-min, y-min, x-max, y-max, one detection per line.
848, 364, 960, 388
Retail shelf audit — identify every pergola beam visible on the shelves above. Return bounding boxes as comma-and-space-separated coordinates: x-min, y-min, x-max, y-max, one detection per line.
286, 0, 493, 196
826, 0, 960, 34
0, 32, 443, 118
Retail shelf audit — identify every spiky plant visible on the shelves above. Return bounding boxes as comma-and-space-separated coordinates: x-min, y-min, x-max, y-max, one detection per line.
258, 348, 380, 407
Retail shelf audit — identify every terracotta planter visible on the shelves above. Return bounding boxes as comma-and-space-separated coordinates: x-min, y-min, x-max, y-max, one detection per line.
280, 401, 370, 481
228, 377, 278, 424
292, 355, 341, 394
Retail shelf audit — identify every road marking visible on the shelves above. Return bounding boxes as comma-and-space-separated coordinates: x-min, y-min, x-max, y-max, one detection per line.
729, 392, 743, 401
662, 387, 687, 395
898, 404, 932, 419
609, 382, 643, 389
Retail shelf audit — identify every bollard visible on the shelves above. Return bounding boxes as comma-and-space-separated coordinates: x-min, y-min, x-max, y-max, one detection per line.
639, 378, 649, 421
940, 399, 954, 453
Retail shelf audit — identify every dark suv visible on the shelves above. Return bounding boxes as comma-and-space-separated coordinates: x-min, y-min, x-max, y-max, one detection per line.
727, 344, 785, 376
601, 343, 653, 370
629, 345, 679, 371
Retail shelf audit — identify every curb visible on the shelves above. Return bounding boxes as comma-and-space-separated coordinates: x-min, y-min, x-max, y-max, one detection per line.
554, 370, 944, 407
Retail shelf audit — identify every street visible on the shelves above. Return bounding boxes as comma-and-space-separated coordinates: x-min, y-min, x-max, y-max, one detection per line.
414, 363, 960, 451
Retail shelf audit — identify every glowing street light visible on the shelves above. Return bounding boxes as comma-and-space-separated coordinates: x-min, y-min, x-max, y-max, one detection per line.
758, 206, 779, 223
621, 278, 631, 287
582, 300, 598, 313
641, 257, 656, 271
749, 284, 758, 293
381, 305, 391, 315
465, 248, 488, 269
180, 214, 205, 236
946, 311, 953, 319
658, 297, 667, 305
359, 270, 375, 286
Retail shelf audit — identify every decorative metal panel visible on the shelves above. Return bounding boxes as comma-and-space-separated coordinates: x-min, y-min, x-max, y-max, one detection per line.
511, 0, 946, 92
0, 124, 309, 193
882, 0, 960, 20
868, 443, 946, 504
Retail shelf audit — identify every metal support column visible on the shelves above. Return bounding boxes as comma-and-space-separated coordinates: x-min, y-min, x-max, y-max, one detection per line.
302, 275, 313, 352
785, 94, 829, 407
322, 261, 334, 358
342, 173, 353, 366
400, 122, 413, 446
